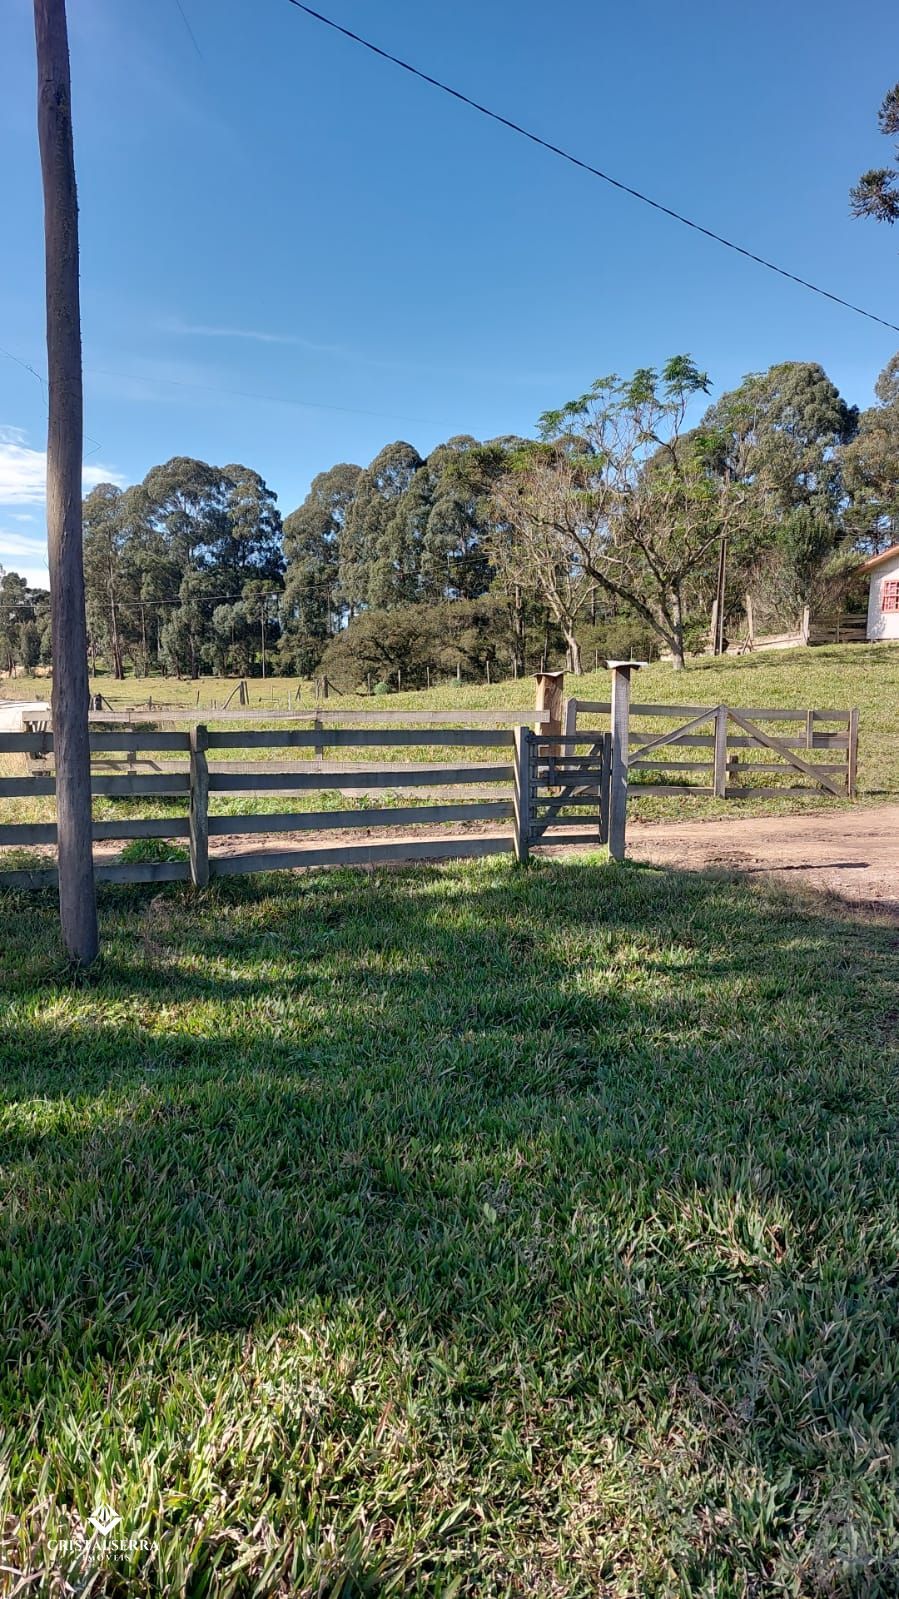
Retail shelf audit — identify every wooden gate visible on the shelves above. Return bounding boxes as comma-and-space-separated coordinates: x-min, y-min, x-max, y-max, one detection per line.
566, 692, 859, 859
568, 699, 858, 803
516, 727, 612, 859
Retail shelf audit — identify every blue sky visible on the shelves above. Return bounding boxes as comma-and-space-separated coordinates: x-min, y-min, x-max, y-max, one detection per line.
2, 0, 898, 587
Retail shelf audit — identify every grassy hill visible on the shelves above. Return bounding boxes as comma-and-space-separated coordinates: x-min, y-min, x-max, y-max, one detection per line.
3, 643, 897, 817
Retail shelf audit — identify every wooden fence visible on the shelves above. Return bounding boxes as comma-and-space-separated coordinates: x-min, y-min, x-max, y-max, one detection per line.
569, 698, 858, 806
0, 684, 858, 886
0, 716, 615, 889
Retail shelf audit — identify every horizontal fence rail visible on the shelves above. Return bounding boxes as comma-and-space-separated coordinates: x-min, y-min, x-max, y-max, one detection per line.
0, 720, 565, 889
83, 708, 553, 726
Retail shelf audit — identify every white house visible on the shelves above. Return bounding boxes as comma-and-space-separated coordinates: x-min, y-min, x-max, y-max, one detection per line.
860, 545, 899, 641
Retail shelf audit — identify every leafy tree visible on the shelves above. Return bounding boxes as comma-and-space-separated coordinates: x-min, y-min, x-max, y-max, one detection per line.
281, 463, 360, 673
318, 604, 433, 690
82, 458, 284, 680
491, 452, 593, 673
842, 352, 899, 553
494, 358, 742, 669
700, 362, 857, 615
318, 596, 514, 690
340, 441, 423, 612
701, 362, 856, 515
0, 571, 50, 675
408, 436, 499, 602
850, 83, 899, 224
219, 464, 283, 584
82, 483, 143, 678
0, 570, 37, 675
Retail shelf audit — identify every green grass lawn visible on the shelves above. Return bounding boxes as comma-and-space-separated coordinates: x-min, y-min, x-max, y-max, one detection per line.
2, 857, 898, 1595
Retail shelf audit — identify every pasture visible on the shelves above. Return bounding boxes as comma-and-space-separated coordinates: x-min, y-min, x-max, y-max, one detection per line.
2, 855, 898, 1595
4, 643, 898, 822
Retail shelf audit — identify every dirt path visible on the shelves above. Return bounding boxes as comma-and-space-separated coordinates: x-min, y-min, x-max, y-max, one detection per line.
626, 803, 899, 917
206, 804, 899, 914
94, 803, 899, 919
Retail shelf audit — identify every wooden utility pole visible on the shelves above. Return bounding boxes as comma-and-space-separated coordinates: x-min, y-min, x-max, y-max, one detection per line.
710, 535, 727, 655
34, 0, 98, 964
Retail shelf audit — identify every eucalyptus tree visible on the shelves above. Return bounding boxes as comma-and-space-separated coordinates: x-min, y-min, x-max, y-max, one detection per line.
842, 353, 899, 554
700, 362, 857, 613
340, 441, 423, 612
281, 462, 360, 672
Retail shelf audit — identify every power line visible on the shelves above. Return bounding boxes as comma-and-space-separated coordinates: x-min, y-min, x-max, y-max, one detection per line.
87, 366, 450, 426
0, 346, 101, 456
0, 344, 46, 390
0, 589, 289, 610
1, 344, 455, 429
171, 0, 203, 60
284, 0, 899, 338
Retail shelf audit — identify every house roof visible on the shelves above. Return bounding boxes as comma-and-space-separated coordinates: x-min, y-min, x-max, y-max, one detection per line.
860, 544, 899, 573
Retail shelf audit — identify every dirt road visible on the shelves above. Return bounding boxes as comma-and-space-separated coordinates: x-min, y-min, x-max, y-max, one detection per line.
203, 804, 899, 917
626, 803, 899, 917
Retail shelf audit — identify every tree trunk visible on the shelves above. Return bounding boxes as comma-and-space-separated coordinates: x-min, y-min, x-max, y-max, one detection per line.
109, 591, 123, 678
512, 584, 525, 679
34, 0, 98, 966
565, 632, 582, 674
670, 592, 686, 670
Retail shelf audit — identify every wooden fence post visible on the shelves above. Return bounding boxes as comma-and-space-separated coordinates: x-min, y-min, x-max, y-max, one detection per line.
608, 661, 642, 860
713, 704, 728, 798
534, 671, 564, 747
534, 669, 564, 790
189, 724, 209, 887
599, 730, 612, 845
513, 727, 532, 864
848, 708, 859, 799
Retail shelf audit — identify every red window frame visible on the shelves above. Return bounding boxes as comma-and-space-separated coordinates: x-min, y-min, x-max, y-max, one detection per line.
882, 579, 899, 614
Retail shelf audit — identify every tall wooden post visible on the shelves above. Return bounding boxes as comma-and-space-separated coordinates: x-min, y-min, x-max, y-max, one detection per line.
713, 705, 729, 799
189, 725, 209, 887
34, 0, 97, 964
608, 661, 643, 861
712, 537, 727, 654
533, 671, 564, 746
848, 708, 859, 800
512, 727, 532, 864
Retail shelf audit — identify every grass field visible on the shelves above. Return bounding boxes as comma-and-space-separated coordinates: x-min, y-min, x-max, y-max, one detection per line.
3, 644, 897, 826
2, 856, 898, 1595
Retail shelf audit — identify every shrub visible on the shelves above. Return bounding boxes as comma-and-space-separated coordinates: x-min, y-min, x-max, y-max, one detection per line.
119, 837, 189, 865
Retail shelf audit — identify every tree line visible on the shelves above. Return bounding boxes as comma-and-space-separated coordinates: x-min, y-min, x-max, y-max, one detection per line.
2, 351, 897, 683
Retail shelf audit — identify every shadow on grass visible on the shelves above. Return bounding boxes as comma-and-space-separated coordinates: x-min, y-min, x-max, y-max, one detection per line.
1, 858, 898, 1590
